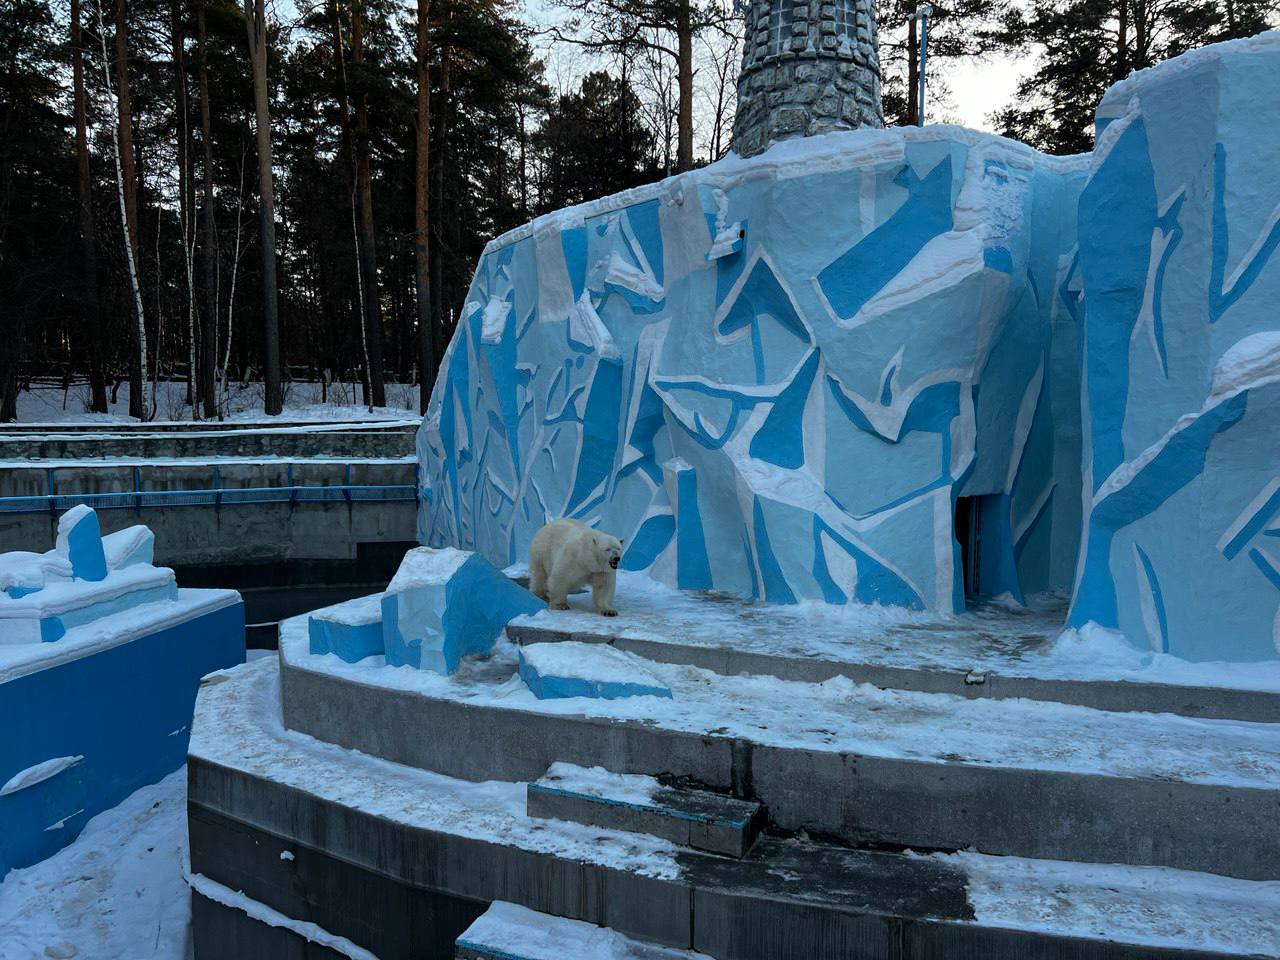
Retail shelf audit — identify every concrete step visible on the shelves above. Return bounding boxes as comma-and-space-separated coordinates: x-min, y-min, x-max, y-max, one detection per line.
456, 902, 714, 960
506, 572, 1280, 723
0, 421, 417, 460
188, 660, 1280, 960
527, 763, 765, 858
277, 615, 1280, 880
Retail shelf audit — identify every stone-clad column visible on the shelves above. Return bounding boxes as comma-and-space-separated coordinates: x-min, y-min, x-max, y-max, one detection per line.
731, 0, 883, 158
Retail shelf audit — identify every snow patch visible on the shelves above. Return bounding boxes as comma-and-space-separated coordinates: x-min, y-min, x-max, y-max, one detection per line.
309, 592, 383, 627
458, 901, 713, 960
519, 641, 662, 688
1210, 331, 1280, 402
386, 547, 470, 593
481, 297, 513, 344
537, 762, 659, 808
0, 770, 190, 960
187, 872, 378, 960
568, 294, 621, 360
957, 849, 1280, 957
0, 756, 83, 797
603, 253, 664, 300
1044, 622, 1280, 693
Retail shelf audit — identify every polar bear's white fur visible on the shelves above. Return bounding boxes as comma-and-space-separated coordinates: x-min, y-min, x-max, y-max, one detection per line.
528, 519, 624, 616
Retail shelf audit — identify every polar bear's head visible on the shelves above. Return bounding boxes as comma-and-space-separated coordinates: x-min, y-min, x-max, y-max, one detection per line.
590, 532, 625, 571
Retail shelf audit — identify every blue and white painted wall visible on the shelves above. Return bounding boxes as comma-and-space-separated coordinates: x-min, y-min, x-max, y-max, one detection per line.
418, 128, 1088, 612
1069, 33, 1280, 661
0, 509, 244, 874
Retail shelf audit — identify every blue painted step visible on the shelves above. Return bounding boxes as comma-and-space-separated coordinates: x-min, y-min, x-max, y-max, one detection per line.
517, 641, 672, 700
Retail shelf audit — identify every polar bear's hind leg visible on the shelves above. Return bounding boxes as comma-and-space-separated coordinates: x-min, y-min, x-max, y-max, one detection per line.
528, 556, 548, 600
546, 557, 573, 610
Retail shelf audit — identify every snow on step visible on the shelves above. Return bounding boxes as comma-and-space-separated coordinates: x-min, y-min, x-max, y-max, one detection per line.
527, 762, 764, 858
517, 642, 672, 700
455, 902, 712, 960
958, 851, 1280, 958
308, 593, 384, 663
507, 570, 1280, 721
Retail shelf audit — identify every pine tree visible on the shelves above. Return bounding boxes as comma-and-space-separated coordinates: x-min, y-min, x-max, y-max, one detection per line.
991, 0, 1278, 154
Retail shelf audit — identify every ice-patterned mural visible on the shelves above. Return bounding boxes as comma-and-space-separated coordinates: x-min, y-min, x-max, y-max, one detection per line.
1068, 33, 1280, 661
418, 128, 1088, 612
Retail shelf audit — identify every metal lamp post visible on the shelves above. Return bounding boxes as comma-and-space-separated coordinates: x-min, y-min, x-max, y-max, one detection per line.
906, 3, 933, 125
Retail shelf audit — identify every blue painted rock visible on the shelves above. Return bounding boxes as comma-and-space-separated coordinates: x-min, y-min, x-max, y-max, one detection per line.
55, 505, 108, 583
381, 547, 544, 674
308, 593, 384, 663
517, 641, 672, 700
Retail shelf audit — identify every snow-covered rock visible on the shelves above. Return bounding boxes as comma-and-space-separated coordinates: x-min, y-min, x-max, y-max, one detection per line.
380, 547, 544, 674
1071, 30, 1280, 661
419, 125, 1088, 613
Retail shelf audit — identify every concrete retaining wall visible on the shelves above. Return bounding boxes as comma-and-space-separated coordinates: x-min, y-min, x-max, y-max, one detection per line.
280, 660, 1280, 880
0, 460, 417, 565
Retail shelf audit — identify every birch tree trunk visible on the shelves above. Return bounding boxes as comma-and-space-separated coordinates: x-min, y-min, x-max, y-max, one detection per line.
430, 47, 448, 382
244, 0, 283, 415
414, 0, 433, 411
351, 0, 386, 408
171, 0, 198, 417
196, 0, 218, 419
111, 0, 148, 419
73, 0, 108, 413
92, 0, 148, 419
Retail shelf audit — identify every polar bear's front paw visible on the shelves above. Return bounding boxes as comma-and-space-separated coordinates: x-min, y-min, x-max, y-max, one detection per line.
549, 600, 570, 610
598, 608, 618, 617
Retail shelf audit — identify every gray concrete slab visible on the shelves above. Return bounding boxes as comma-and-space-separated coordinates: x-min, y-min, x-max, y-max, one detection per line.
280, 658, 1280, 879
527, 780, 765, 858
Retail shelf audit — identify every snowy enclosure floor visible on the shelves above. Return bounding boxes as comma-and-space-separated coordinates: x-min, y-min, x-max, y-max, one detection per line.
202, 658, 1280, 957
12, 381, 422, 425
0, 769, 191, 960
280, 619, 1280, 789
0, 588, 239, 683
509, 571, 1280, 693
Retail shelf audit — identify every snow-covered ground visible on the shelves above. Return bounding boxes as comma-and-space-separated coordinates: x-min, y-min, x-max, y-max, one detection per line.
283, 616, 1280, 790
12, 381, 420, 425
0, 770, 191, 960
0, 652, 275, 960
508, 570, 1280, 693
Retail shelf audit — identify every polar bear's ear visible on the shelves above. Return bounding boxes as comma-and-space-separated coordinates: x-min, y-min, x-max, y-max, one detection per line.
592, 534, 600, 546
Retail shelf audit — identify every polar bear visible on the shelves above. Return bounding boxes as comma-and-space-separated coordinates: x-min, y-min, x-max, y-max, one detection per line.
528, 519, 624, 616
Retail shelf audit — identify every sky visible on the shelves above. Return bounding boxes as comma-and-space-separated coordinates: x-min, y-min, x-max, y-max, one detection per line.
934, 53, 1027, 130
519, 0, 1031, 137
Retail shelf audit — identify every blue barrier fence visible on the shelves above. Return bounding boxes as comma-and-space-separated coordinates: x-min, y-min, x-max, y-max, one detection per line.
0, 465, 419, 515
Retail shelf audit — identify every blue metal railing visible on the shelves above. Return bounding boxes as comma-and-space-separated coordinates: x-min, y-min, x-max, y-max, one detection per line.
0, 465, 419, 515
